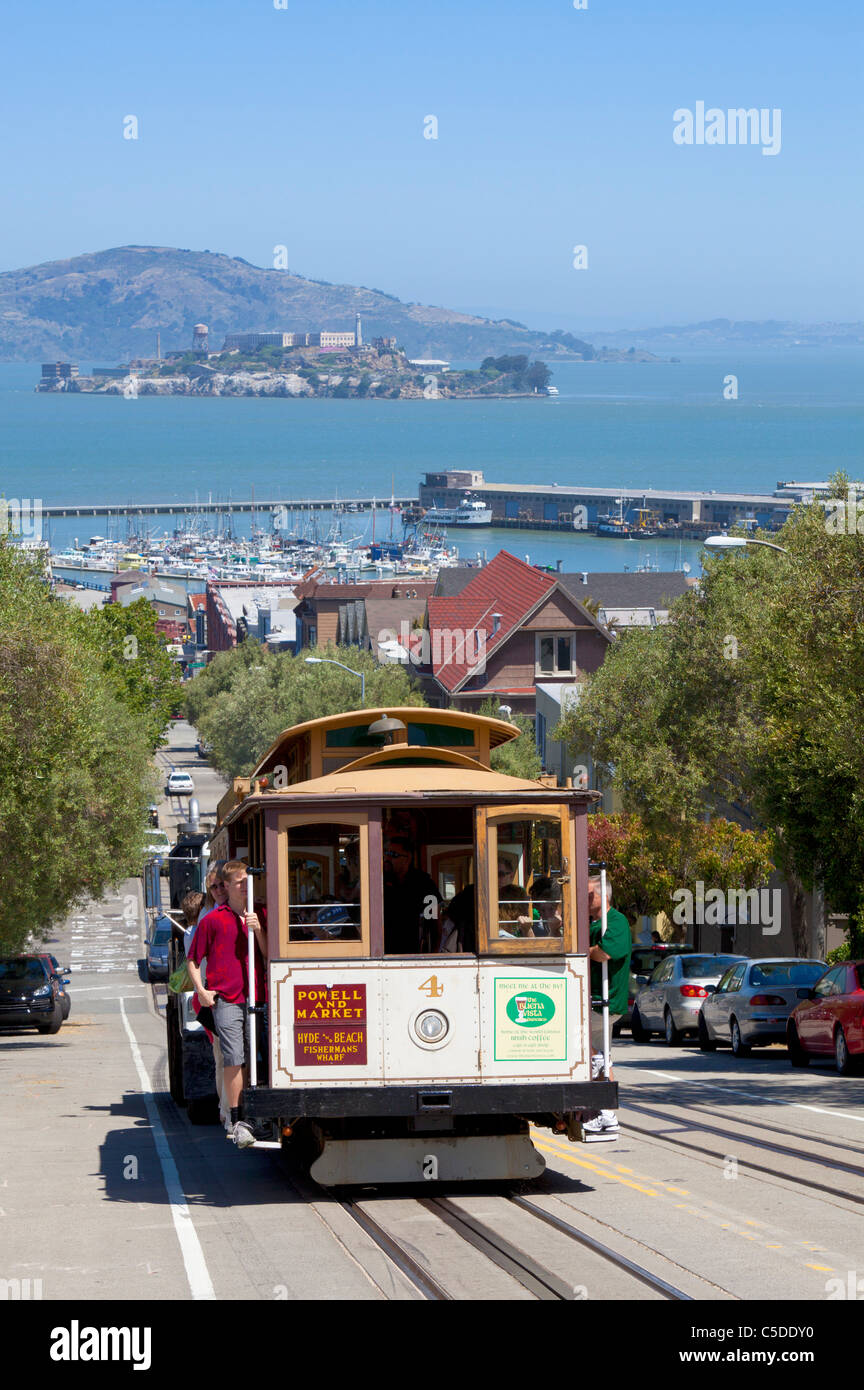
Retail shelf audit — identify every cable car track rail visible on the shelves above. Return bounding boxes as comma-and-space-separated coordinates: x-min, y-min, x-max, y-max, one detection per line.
334, 1187, 694, 1301
619, 1103, 864, 1211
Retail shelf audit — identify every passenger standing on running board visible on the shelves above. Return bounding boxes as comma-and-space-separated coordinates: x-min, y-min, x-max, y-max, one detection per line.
584, 873, 631, 1140
186, 859, 267, 1149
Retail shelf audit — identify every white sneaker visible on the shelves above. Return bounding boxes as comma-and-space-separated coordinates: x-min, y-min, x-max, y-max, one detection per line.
231, 1120, 256, 1149
591, 1052, 606, 1080
582, 1110, 619, 1143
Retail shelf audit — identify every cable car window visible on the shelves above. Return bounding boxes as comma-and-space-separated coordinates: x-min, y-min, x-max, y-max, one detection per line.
405, 722, 476, 747
286, 823, 362, 942
491, 817, 564, 939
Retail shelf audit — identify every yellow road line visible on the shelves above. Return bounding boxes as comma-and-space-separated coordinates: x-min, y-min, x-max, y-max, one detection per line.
532, 1141, 659, 1196
536, 1135, 832, 1275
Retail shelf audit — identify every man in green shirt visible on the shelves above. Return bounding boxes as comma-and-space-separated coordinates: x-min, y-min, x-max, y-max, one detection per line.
585, 874, 632, 1138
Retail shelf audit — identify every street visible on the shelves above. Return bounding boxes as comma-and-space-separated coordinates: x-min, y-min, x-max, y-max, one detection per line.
3, 883, 862, 1302
155, 719, 228, 831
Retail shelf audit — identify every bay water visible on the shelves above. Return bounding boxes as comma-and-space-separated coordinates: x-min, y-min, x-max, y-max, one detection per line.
2, 348, 861, 571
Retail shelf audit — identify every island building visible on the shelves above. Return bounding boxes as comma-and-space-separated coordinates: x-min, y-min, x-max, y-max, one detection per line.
193, 323, 209, 353
222, 328, 360, 352
41, 362, 78, 382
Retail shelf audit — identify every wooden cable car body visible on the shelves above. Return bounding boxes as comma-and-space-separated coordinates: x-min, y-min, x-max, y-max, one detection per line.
208, 706, 617, 1184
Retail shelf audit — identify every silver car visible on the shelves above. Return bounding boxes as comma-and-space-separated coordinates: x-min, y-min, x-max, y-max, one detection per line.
698, 957, 826, 1057
631, 953, 746, 1045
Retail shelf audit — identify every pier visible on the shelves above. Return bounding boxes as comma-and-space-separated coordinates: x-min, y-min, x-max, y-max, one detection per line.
419, 473, 830, 533
39, 495, 415, 520
37, 478, 830, 532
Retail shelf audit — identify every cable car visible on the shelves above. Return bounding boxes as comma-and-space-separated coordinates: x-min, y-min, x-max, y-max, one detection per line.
200, 706, 616, 1184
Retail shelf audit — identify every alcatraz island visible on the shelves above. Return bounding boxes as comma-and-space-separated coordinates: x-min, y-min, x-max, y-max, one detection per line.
37, 316, 662, 401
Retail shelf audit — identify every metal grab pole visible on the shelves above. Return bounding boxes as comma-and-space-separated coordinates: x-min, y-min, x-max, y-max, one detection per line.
247, 873, 257, 1088
600, 864, 611, 1081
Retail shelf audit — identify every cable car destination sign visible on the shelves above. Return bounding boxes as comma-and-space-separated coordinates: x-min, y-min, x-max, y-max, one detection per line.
293, 983, 368, 1066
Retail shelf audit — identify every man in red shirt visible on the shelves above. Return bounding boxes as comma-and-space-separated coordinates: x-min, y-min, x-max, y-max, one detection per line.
187, 859, 267, 1149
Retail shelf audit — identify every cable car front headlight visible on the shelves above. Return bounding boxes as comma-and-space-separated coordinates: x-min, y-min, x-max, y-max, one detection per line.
414, 1009, 449, 1043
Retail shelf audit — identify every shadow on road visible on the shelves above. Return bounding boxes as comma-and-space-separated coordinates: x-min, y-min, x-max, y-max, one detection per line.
93, 1093, 306, 1210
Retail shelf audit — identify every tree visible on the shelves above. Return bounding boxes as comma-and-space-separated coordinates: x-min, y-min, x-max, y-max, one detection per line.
556, 475, 864, 952
586, 814, 774, 935
525, 361, 552, 391
73, 598, 182, 751
0, 540, 157, 952
186, 643, 427, 779
478, 699, 542, 779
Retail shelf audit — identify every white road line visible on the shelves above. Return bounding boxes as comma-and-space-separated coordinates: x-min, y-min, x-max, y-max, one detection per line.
633, 1067, 864, 1125
72, 986, 141, 994
118, 998, 216, 1300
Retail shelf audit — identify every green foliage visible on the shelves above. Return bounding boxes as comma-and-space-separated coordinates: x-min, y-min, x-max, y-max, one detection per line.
558, 474, 864, 946
477, 699, 542, 779
73, 599, 182, 751
587, 813, 775, 927
332, 381, 351, 398
0, 540, 157, 952
186, 643, 427, 779
525, 361, 552, 391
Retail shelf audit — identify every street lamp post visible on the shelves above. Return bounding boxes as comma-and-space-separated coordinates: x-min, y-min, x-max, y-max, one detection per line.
703, 535, 789, 555
304, 656, 365, 705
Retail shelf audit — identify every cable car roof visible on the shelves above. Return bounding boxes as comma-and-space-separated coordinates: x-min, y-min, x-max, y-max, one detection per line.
251, 705, 522, 779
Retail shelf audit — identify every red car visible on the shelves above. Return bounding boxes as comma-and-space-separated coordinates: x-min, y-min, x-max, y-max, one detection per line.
787, 960, 864, 1074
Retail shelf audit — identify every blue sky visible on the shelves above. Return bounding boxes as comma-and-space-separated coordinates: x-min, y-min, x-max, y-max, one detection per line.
1, 0, 861, 329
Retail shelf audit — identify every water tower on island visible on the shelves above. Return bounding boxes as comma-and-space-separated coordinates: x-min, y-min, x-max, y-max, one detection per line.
193, 323, 209, 354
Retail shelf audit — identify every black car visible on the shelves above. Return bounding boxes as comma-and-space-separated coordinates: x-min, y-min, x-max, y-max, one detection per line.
146, 917, 173, 982
0, 956, 65, 1034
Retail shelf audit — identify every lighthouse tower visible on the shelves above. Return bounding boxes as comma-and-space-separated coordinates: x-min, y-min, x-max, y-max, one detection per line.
193, 323, 209, 354
355, 312, 362, 347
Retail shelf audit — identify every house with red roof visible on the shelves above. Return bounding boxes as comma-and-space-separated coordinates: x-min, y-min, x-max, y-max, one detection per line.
422, 551, 612, 714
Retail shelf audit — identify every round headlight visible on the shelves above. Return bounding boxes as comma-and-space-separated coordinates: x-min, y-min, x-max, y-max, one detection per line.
415, 1010, 448, 1043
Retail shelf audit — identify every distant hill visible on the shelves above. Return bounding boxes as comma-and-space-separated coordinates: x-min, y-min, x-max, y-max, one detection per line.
582, 318, 864, 349
0, 245, 609, 363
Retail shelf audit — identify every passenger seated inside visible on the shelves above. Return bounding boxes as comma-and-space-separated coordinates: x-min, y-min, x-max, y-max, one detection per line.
494, 854, 537, 937
287, 826, 362, 941
530, 876, 563, 937
383, 833, 441, 954
497, 883, 536, 937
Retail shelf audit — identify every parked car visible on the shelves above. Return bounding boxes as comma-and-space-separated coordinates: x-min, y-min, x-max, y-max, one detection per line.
0, 956, 65, 1034
36, 953, 72, 1020
144, 829, 173, 874
631, 953, 746, 1045
787, 960, 864, 1074
698, 958, 826, 1057
196, 739, 212, 759
146, 916, 173, 982
165, 769, 195, 796
616, 943, 695, 1036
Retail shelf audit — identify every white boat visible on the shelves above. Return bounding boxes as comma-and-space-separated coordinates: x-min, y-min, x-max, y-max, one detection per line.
422, 493, 492, 527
